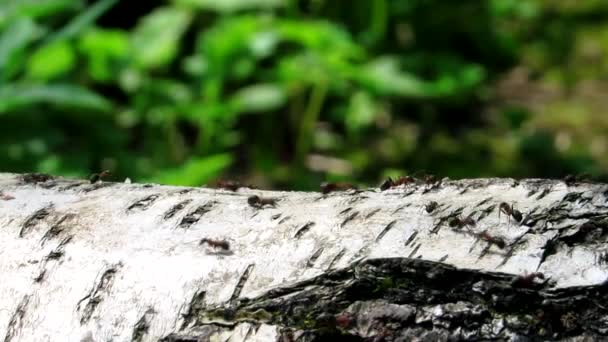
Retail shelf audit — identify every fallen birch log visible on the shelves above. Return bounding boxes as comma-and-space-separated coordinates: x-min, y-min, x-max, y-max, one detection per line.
0, 173, 607, 341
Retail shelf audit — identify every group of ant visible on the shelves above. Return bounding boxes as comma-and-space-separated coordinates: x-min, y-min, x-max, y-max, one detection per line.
428, 201, 523, 250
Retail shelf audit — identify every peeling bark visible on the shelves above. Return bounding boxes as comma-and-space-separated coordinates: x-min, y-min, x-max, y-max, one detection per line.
1, 173, 608, 341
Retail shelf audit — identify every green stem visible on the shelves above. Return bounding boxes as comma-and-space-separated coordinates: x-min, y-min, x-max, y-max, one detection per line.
295, 81, 328, 165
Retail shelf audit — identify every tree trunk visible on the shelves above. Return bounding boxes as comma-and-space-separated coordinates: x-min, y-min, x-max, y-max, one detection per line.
0, 173, 607, 341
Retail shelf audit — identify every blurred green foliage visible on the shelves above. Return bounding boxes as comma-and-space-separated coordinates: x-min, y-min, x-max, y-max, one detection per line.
2, 0, 608, 189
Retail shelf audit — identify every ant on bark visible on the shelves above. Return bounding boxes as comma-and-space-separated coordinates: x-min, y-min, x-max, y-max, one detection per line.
89, 170, 111, 184
478, 230, 506, 249
499, 202, 522, 224
320, 182, 357, 194
248, 195, 278, 208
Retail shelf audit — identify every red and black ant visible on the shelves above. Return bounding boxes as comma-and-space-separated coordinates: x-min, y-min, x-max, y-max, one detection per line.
449, 214, 476, 229
478, 230, 506, 249
320, 182, 357, 194
499, 202, 523, 223
424, 201, 439, 214
214, 179, 242, 191
380, 176, 416, 191
89, 170, 111, 184
248, 195, 278, 208
199, 238, 230, 251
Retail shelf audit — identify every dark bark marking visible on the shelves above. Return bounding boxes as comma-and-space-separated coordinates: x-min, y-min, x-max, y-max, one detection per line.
438, 254, 449, 263
40, 213, 74, 246
127, 194, 160, 212
341, 212, 359, 228
19, 173, 53, 184
19, 205, 53, 238
82, 182, 114, 193
294, 222, 315, 239
77, 264, 121, 324
405, 231, 418, 247
407, 243, 421, 258
392, 204, 407, 214
179, 291, 206, 330
178, 202, 215, 229
33, 270, 46, 283
162, 199, 192, 220
230, 264, 255, 302
327, 249, 346, 270
476, 204, 496, 222
339, 207, 352, 215
365, 208, 381, 219
131, 308, 155, 342
375, 220, 397, 242
271, 213, 282, 220
60, 182, 84, 191
348, 195, 368, 204
3, 295, 30, 342
536, 187, 552, 200
475, 197, 493, 208
46, 235, 72, 260
278, 215, 291, 224
307, 248, 324, 267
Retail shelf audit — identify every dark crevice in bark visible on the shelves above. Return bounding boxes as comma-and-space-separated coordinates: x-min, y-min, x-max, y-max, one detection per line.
184, 258, 608, 341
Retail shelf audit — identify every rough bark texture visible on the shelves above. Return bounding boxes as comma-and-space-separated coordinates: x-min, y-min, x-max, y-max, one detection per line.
1, 173, 607, 341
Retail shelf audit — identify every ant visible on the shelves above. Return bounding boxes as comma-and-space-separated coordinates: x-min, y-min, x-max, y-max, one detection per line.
380, 176, 416, 191
499, 202, 523, 224
89, 170, 111, 184
320, 182, 357, 194
563, 173, 591, 186
511, 272, 546, 288
215, 179, 242, 191
199, 238, 230, 251
424, 201, 439, 214
478, 231, 506, 249
248, 195, 277, 208
423, 174, 441, 186
0, 192, 15, 200
449, 214, 476, 229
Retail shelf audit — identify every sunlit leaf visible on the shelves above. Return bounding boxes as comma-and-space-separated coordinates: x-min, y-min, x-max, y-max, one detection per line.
230, 83, 286, 113
0, 18, 41, 80
27, 40, 75, 80
0, 0, 76, 27
78, 28, 129, 81
174, 0, 285, 13
45, 0, 118, 42
150, 154, 233, 186
356, 56, 432, 98
346, 91, 377, 132
0, 83, 111, 113
131, 7, 192, 69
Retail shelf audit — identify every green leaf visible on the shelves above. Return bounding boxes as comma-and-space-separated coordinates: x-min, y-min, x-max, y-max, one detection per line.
0, 83, 111, 113
0, 18, 41, 80
45, 0, 118, 42
78, 28, 129, 81
356, 56, 432, 98
346, 91, 377, 132
230, 83, 286, 113
27, 40, 75, 80
174, 0, 285, 12
0, 0, 76, 27
131, 7, 192, 69
150, 154, 233, 186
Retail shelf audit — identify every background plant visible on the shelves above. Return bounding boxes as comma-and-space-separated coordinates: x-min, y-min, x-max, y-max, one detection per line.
2, 0, 607, 189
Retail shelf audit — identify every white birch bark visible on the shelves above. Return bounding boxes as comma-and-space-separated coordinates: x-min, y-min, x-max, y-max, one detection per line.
0, 173, 606, 341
